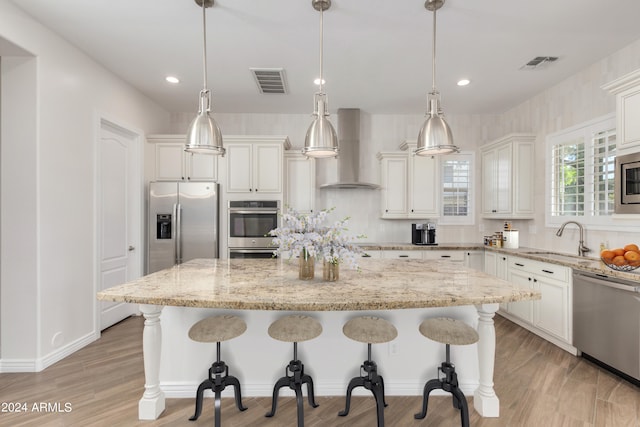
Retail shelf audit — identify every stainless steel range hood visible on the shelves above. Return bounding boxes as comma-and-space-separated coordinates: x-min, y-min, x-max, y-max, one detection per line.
319, 108, 379, 189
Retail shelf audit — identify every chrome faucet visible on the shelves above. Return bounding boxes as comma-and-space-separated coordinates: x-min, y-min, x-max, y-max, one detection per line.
556, 221, 590, 256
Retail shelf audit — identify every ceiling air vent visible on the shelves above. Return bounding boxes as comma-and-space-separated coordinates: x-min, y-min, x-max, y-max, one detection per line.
250, 68, 287, 94
519, 56, 559, 70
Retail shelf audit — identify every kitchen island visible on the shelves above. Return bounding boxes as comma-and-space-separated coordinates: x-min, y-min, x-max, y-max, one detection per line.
97, 258, 540, 421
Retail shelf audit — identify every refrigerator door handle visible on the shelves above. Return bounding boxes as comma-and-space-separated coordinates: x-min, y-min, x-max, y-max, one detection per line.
176, 203, 182, 264
172, 203, 178, 264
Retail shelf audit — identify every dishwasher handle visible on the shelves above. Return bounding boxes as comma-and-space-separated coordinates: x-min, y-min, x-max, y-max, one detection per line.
574, 272, 640, 293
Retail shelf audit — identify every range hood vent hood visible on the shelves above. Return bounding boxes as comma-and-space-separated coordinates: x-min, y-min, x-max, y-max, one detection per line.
319, 108, 379, 189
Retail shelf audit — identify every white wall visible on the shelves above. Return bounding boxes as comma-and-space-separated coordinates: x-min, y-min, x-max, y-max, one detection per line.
0, 1, 170, 370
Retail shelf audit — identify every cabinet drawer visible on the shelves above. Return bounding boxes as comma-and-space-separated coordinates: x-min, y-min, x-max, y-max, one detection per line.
382, 250, 422, 259
509, 257, 570, 282
423, 250, 465, 261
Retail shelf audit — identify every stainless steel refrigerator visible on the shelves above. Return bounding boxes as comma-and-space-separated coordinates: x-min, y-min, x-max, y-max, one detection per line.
148, 181, 219, 274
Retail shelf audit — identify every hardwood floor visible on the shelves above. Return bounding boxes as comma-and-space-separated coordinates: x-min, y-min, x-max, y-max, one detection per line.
1, 315, 638, 426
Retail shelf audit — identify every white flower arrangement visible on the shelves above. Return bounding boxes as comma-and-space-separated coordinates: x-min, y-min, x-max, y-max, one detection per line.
269, 208, 365, 270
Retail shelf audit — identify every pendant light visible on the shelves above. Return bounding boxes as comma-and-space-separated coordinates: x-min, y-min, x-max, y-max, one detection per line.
185, 0, 225, 156
415, 0, 459, 156
303, 0, 339, 158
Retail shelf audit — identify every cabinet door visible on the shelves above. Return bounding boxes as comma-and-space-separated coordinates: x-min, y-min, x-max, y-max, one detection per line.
507, 269, 534, 323
481, 150, 497, 214
409, 155, 439, 216
226, 143, 253, 193
513, 142, 534, 216
285, 154, 315, 213
534, 276, 569, 341
484, 251, 497, 275
380, 157, 408, 218
464, 251, 484, 270
155, 143, 185, 181
495, 143, 513, 214
186, 151, 217, 181
254, 144, 282, 193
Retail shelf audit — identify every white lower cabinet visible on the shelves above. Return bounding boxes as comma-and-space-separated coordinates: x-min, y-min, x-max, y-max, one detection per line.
484, 251, 509, 311
505, 256, 571, 344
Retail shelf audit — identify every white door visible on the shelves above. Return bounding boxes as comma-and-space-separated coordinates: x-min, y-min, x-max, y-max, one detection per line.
98, 120, 141, 330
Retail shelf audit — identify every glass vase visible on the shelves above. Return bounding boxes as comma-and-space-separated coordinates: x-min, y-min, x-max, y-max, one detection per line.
323, 260, 339, 282
298, 251, 315, 280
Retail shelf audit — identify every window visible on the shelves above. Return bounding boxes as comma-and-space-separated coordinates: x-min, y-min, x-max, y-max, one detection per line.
547, 114, 616, 226
440, 152, 473, 224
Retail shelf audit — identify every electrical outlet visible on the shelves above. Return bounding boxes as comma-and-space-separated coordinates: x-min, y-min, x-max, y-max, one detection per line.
389, 342, 399, 356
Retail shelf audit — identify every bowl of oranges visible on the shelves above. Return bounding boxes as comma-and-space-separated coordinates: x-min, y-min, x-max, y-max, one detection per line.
600, 244, 640, 271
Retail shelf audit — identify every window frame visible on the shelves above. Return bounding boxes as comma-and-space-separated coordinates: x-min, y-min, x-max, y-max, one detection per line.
545, 113, 620, 229
439, 151, 474, 225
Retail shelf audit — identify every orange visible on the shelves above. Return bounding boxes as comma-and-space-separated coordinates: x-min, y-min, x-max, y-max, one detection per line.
629, 259, 640, 267
612, 248, 625, 257
612, 255, 627, 266
624, 244, 639, 252
624, 251, 640, 262
600, 250, 615, 261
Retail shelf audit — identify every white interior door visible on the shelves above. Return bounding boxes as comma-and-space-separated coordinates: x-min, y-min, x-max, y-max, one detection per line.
98, 120, 141, 330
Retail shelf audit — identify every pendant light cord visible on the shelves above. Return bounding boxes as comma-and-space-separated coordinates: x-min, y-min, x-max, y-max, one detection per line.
201, 1, 208, 91
431, 6, 437, 93
319, 6, 324, 94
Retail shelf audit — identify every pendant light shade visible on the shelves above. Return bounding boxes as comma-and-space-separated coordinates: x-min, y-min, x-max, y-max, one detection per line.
303, 0, 338, 158
185, 0, 225, 156
415, 0, 459, 156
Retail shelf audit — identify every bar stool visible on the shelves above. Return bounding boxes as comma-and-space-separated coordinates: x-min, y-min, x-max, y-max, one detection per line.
414, 317, 479, 427
265, 314, 322, 427
188, 314, 248, 426
338, 316, 398, 427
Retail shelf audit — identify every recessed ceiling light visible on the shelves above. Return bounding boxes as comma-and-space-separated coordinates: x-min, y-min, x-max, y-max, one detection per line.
457, 79, 470, 86
314, 78, 326, 85
165, 76, 180, 84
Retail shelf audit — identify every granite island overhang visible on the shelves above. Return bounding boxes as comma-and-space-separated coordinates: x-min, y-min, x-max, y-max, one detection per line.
97, 258, 540, 421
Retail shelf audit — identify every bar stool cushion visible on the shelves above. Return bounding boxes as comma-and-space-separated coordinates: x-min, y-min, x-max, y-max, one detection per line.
268, 315, 322, 343
343, 316, 398, 344
189, 315, 247, 343
419, 317, 479, 346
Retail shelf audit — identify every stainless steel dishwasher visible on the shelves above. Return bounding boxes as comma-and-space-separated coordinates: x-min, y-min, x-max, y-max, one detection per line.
573, 270, 640, 384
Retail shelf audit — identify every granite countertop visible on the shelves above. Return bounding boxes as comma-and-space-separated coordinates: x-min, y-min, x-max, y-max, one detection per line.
97, 258, 539, 311
358, 242, 640, 283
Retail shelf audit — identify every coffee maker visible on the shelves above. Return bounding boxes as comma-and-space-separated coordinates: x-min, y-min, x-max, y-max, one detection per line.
412, 222, 437, 245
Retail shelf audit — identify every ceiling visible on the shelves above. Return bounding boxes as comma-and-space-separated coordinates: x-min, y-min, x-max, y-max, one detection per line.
9, 0, 640, 115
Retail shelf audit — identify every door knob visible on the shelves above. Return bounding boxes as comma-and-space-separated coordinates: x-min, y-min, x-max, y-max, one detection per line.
128, 246, 135, 251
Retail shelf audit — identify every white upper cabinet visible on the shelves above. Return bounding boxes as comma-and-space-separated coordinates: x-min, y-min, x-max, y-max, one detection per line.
603, 69, 640, 151
284, 152, 315, 214
480, 134, 535, 219
148, 135, 217, 182
377, 141, 439, 219
224, 136, 291, 194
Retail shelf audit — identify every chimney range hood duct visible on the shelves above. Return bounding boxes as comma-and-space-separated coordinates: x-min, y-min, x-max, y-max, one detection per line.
319, 108, 379, 189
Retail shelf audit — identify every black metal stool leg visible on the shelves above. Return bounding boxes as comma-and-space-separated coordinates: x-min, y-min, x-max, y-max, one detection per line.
301, 374, 319, 408
451, 386, 470, 427
225, 374, 248, 411
265, 376, 290, 417
294, 383, 304, 427
338, 376, 365, 416
189, 379, 212, 421
414, 378, 442, 419
214, 388, 222, 427
371, 379, 386, 427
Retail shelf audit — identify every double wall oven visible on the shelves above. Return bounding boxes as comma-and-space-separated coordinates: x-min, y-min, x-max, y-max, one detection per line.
228, 200, 279, 258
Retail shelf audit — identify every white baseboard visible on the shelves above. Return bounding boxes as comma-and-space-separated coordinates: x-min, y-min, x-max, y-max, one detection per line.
160, 380, 479, 399
0, 330, 99, 373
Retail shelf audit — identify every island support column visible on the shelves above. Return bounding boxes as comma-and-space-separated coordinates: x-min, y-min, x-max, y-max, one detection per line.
473, 303, 499, 417
138, 304, 165, 420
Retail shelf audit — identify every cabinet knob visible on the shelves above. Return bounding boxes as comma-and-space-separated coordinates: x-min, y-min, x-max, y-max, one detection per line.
528, 277, 532, 281
533, 278, 538, 283
255, 189, 258, 192
249, 188, 253, 192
